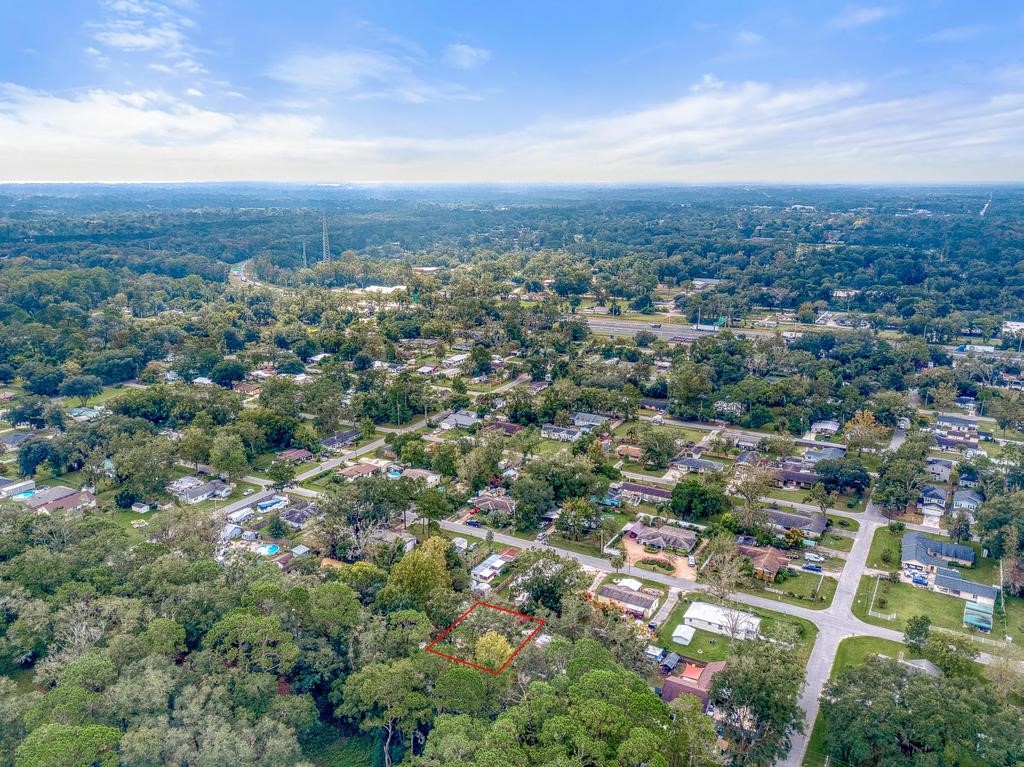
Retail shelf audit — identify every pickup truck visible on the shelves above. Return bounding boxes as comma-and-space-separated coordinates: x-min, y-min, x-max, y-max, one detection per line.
802, 564, 823, 573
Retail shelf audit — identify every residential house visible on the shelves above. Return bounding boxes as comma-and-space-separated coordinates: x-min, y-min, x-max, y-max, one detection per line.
901, 532, 974, 572
613, 481, 673, 506
672, 456, 725, 474
37, 490, 97, 515
683, 601, 762, 641
933, 567, 999, 606
810, 420, 841, 436
336, 462, 381, 481
737, 543, 791, 581
766, 508, 827, 539
661, 661, 728, 707
277, 447, 313, 463
917, 484, 948, 522
220, 523, 243, 540
541, 424, 585, 442
180, 479, 233, 505
226, 508, 254, 525
616, 444, 645, 461
625, 521, 696, 553
25, 485, 80, 512
595, 582, 660, 619
803, 446, 846, 464
775, 468, 821, 489
486, 420, 523, 437
321, 429, 360, 451
439, 409, 481, 431
470, 492, 517, 515
572, 412, 609, 430
0, 476, 35, 499
401, 468, 442, 486
952, 490, 983, 517
280, 502, 319, 530
471, 553, 511, 589
926, 458, 955, 483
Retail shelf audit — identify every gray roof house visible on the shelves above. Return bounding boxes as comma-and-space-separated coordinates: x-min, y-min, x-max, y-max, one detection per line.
902, 532, 974, 571
767, 508, 828, 538
672, 456, 725, 474
952, 490, 983, 512
933, 567, 999, 605
572, 412, 610, 429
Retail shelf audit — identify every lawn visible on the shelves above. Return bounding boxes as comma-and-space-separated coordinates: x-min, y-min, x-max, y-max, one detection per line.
852, 575, 997, 638
744, 571, 837, 610
600, 572, 668, 596
818, 531, 853, 552
866, 527, 904, 571
655, 596, 818, 664
828, 514, 859, 532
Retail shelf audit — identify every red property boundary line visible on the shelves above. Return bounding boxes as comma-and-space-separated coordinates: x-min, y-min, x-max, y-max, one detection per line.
425, 601, 545, 675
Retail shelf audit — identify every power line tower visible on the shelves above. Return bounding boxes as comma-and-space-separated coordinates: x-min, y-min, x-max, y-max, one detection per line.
321, 214, 331, 263
301, 241, 308, 269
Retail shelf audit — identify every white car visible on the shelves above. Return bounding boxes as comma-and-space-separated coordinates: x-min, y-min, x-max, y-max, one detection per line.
652, 416, 664, 425
804, 552, 825, 563
243, 489, 254, 496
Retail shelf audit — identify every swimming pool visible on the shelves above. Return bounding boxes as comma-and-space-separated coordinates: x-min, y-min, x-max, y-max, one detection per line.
12, 490, 35, 500
256, 544, 280, 556
387, 470, 402, 479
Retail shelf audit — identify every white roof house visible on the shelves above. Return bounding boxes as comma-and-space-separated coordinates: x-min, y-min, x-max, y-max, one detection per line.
683, 601, 761, 641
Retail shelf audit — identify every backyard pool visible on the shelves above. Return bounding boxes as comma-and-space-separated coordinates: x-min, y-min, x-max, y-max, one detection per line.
256, 544, 280, 556
12, 490, 36, 500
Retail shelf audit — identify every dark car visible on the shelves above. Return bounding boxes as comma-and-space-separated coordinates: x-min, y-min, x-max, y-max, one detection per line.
802, 564, 823, 573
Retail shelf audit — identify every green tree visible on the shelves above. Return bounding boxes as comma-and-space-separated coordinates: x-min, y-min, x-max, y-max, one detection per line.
903, 614, 931, 651
14, 723, 120, 767
266, 460, 296, 489
711, 636, 804, 765
58, 375, 104, 407
177, 426, 212, 470
209, 432, 249, 479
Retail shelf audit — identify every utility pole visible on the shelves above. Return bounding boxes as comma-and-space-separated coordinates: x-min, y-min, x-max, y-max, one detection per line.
321, 214, 331, 263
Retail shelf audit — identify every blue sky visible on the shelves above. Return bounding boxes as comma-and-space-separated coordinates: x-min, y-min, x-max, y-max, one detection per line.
1, 0, 1023, 182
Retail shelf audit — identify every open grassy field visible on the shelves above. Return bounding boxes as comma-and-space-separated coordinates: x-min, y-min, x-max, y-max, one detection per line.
743, 572, 836, 610
852, 574, 996, 638
655, 595, 818, 665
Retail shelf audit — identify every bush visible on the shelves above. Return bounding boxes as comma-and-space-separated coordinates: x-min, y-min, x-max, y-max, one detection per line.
637, 557, 673, 572
888, 521, 906, 534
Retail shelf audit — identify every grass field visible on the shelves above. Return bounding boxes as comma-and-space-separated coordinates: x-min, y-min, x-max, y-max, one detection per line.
852, 575, 996, 637
818, 530, 853, 552
655, 596, 818, 664
866, 527, 903, 571
744, 572, 837, 610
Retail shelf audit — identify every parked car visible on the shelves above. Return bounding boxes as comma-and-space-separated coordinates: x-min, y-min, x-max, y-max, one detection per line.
688, 555, 696, 567
804, 552, 825, 563
466, 520, 483, 528
802, 564, 822, 573
243, 489, 254, 496
652, 416, 664, 425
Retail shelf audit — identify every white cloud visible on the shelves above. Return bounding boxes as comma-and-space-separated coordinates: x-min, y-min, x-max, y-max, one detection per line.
0, 78, 1022, 183
691, 74, 724, 93
88, 0, 204, 74
268, 49, 481, 103
443, 44, 491, 70
922, 25, 988, 43
185, 87, 203, 97
735, 30, 764, 46
830, 6, 894, 29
